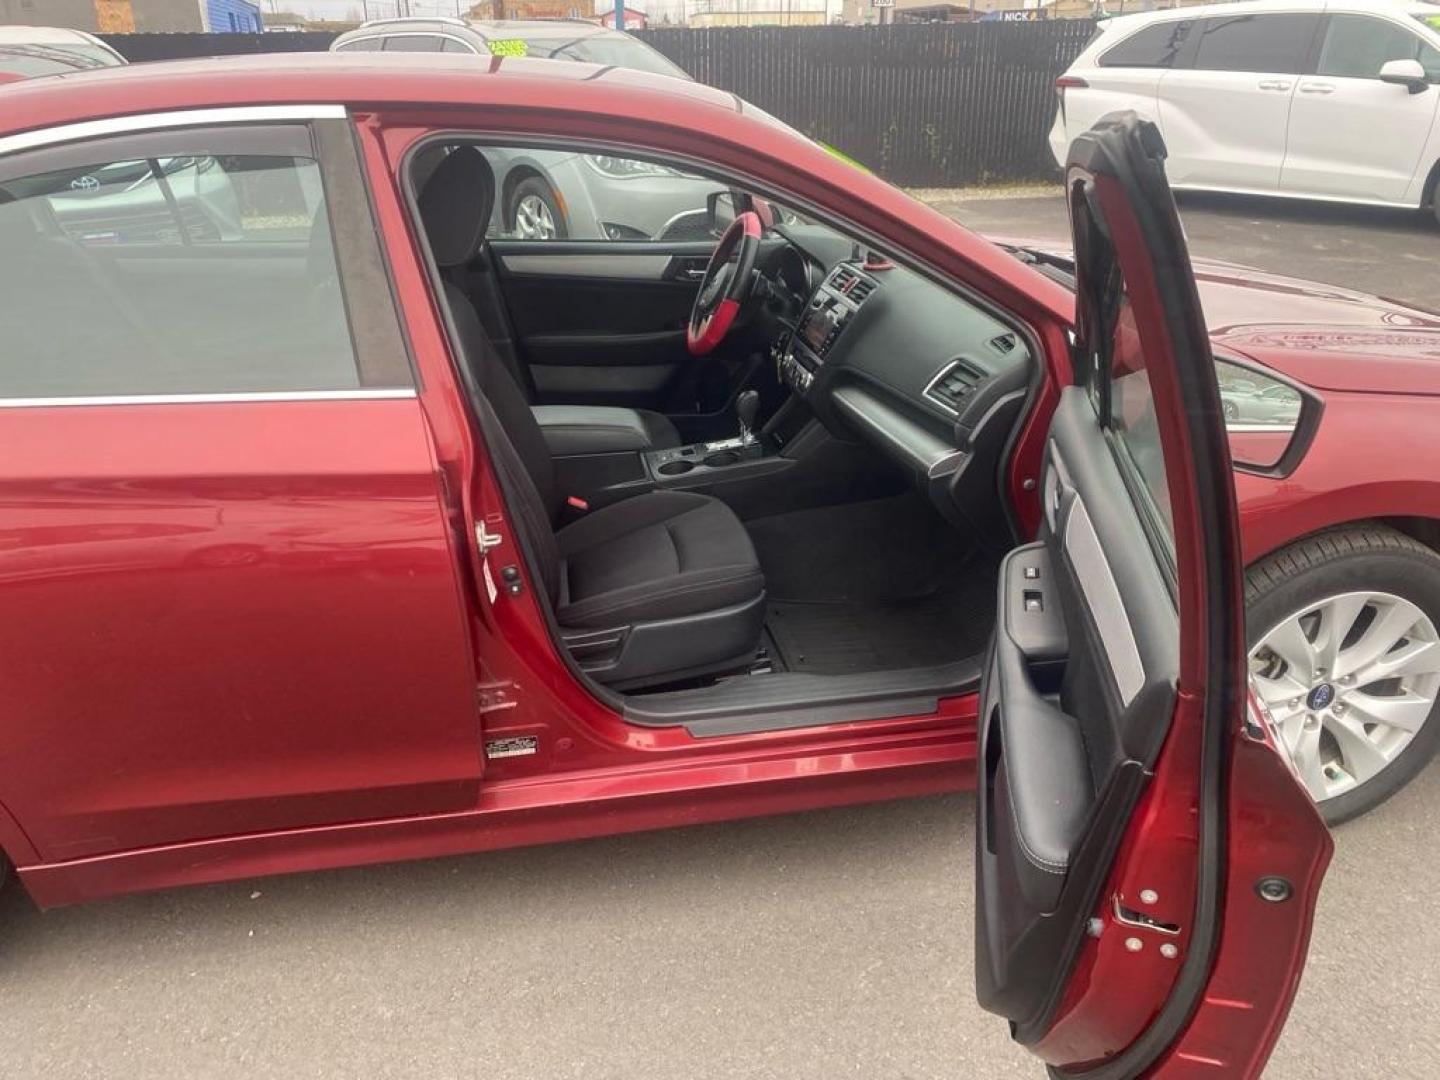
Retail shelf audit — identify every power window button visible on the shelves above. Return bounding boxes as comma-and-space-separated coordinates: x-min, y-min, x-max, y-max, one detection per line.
1023, 566, 1040, 580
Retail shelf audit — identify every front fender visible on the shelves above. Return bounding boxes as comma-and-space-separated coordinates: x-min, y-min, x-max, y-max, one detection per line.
1236, 390, 1440, 562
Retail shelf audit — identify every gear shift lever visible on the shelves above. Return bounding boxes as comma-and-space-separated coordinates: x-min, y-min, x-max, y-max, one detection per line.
736, 389, 760, 447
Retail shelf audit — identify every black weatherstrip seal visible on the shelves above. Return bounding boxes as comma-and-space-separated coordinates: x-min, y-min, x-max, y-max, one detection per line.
1053, 113, 1244, 1080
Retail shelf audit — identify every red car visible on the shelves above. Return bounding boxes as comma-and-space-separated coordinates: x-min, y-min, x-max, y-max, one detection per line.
0, 53, 1361, 1076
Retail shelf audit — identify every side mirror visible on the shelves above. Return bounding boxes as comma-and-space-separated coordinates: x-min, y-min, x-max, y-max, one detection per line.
1380, 58, 1430, 93
707, 191, 736, 236
1216, 357, 1322, 477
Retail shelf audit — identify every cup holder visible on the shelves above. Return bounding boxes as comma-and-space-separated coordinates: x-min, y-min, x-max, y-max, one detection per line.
657, 459, 695, 476
702, 450, 742, 468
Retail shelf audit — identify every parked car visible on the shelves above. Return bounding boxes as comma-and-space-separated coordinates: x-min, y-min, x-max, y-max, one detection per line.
0, 55, 1340, 1074
1220, 380, 1304, 424
330, 16, 713, 240
1051, 0, 1440, 221
0, 25, 126, 80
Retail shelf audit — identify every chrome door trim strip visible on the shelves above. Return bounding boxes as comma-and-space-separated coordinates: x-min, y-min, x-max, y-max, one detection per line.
1065, 494, 1146, 706
0, 388, 415, 409
0, 105, 349, 157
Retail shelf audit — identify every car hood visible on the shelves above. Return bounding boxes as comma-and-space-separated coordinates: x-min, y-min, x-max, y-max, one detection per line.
998, 237, 1440, 396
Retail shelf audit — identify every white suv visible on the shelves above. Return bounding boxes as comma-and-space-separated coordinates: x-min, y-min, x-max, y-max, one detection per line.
1050, 0, 1440, 220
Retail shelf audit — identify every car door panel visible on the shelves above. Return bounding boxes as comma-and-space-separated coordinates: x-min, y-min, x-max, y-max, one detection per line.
1157, 13, 1321, 191
977, 113, 1331, 1077
1282, 16, 1440, 202
488, 240, 760, 423
0, 399, 482, 861
1157, 68, 1298, 190
490, 241, 706, 406
0, 117, 485, 863
978, 391, 1180, 1035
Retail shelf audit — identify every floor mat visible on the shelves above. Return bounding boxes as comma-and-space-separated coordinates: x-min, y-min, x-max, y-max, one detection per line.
765, 560, 998, 676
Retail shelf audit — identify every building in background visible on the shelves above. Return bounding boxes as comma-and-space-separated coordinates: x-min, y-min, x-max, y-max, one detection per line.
686, 0, 827, 27
0, 0, 263, 32
598, 5, 648, 27
466, 0, 588, 18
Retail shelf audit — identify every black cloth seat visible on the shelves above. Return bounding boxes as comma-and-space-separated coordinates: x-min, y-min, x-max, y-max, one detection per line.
410, 142, 679, 453
558, 491, 763, 628
417, 146, 764, 688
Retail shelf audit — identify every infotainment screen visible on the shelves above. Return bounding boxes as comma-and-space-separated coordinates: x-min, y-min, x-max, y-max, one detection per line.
802, 305, 838, 352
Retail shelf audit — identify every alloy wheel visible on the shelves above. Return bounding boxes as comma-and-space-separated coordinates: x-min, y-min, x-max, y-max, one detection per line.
1250, 590, 1440, 803
514, 193, 558, 240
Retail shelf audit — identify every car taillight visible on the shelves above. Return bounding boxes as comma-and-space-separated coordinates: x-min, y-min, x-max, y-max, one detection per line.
1054, 75, 1088, 101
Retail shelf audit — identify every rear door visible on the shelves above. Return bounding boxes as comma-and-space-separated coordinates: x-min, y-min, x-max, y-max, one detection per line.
0, 113, 482, 863
1156, 11, 1320, 190
974, 114, 1331, 1077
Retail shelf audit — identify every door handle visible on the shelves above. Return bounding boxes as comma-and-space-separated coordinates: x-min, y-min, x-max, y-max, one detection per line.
1299, 82, 1335, 94
1257, 79, 1293, 91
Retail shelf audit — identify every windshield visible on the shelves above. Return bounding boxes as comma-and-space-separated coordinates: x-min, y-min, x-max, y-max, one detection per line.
507, 33, 689, 78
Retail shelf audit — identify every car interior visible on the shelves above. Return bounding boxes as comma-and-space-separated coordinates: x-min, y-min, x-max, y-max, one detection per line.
409, 140, 1037, 732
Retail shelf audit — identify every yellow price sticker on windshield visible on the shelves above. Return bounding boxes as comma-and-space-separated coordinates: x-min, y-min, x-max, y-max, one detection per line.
487, 39, 529, 57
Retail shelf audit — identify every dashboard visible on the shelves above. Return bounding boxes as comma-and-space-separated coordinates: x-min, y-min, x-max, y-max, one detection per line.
755, 232, 1034, 534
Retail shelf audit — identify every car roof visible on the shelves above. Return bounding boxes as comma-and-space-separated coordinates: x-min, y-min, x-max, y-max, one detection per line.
336, 16, 624, 43
465, 19, 624, 41
0, 51, 757, 141
1099, 0, 1439, 28
0, 25, 93, 44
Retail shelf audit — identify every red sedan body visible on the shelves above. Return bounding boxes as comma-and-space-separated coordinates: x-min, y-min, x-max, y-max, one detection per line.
0, 53, 1350, 1074
0, 50, 1383, 898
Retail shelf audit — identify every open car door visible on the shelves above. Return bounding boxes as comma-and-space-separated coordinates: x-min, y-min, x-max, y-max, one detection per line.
975, 114, 1333, 1078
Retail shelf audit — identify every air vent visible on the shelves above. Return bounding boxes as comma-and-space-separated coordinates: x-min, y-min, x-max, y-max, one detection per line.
925, 359, 986, 414
989, 332, 1017, 355
829, 265, 876, 304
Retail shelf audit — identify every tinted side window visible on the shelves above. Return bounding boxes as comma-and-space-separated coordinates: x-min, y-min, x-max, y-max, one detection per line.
1191, 14, 1320, 74
1099, 21, 1193, 69
442, 37, 476, 54
1319, 15, 1440, 80
382, 35, 446, 52
0, 152, 368, 397
334, 37, 381, 52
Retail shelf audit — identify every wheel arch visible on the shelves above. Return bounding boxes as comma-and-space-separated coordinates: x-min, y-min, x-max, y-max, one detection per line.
1421, 155, 1440, 209
1245, 513, 1440, 568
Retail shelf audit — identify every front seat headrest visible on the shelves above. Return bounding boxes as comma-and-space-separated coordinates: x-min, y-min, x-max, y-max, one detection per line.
416, 145, 496, 270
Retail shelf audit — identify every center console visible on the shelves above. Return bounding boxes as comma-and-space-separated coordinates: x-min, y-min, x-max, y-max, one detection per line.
780, 263, 877, 397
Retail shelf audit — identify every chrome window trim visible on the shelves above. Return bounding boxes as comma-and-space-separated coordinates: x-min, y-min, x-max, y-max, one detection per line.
0, 105, 349, 158
0, 389, 416, 409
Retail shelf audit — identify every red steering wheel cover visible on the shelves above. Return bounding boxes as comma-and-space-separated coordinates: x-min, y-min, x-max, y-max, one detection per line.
687, 211, 762, 356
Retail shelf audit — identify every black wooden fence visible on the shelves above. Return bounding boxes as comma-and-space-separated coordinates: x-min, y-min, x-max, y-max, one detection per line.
101, 22, 1096, 187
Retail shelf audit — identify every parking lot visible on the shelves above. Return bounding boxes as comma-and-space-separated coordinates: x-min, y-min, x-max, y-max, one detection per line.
2, 191, 1439, 1079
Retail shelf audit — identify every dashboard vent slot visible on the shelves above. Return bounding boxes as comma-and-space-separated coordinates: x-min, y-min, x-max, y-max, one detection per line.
830, 265, 876, 304
989, 332, 1017, 355
925, 359, 985, 414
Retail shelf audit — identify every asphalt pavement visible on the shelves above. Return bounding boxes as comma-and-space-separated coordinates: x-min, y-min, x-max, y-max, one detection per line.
3, 191, 1439, 1079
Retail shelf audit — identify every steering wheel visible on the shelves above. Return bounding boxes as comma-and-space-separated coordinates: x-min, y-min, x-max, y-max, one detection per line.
687, 210, 762, 356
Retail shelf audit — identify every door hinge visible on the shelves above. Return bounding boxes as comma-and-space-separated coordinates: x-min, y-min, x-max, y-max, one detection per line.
476, 522, 503, 553
477, 679, 518, 715
1112, 893, 1181, 937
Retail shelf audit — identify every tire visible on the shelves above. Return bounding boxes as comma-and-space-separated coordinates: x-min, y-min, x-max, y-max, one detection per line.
508, 177, 568, 241
1246, 524, 1440, 825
